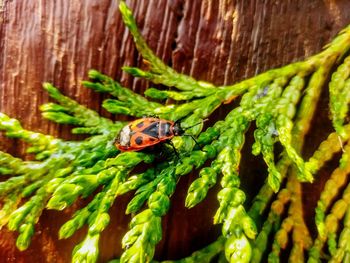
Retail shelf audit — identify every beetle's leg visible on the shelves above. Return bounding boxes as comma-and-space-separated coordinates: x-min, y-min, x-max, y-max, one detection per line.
166, 139, 181, 161
183, 134, 207, 152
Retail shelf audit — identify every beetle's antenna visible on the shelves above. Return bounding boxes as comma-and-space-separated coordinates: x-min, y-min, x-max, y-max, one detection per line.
181, 118, 209, 150
182, 118, 209, 131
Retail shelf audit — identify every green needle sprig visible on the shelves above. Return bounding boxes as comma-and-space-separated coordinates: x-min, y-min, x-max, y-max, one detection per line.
41, 82, 119, 134
72, 169, 127, 263
329, 55, 350, 139
1, 1, 350, 262
329, 206, 350, 263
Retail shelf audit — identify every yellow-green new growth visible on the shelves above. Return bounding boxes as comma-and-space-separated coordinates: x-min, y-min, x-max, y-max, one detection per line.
1, 1, 350, 263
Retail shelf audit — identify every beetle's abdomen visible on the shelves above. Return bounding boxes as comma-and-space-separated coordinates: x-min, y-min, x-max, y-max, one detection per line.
118, 125, 132, 147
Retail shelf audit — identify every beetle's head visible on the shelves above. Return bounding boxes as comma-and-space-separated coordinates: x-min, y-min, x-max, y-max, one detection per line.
173, 122, 184, 136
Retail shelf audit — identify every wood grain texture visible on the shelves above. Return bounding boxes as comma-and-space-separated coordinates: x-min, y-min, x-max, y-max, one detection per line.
1, 0, 350, 262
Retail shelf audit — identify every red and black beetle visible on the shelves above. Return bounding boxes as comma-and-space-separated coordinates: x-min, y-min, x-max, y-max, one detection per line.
116, 117, 183, 152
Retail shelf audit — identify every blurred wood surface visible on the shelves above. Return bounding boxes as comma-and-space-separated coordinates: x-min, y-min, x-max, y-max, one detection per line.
1, 0, 350, 262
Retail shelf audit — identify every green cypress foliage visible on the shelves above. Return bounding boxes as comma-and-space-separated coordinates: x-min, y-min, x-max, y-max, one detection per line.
1, 1, 350, 262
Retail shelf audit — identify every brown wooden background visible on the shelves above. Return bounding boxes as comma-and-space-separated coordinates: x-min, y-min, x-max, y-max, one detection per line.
1, 0, 350, 262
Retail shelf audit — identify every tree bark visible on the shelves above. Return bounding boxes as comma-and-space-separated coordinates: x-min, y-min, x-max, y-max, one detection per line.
1, 0, 350, 262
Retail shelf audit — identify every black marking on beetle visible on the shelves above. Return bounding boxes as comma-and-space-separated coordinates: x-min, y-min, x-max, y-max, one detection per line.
135, 136, 143, 145
149, 138, 156, 141
142, 122, 159, 138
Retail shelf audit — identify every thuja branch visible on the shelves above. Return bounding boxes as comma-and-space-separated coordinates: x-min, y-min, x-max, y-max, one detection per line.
118, 1, 350, 189
116, 3, 350, 262
0, 1, 350, 263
